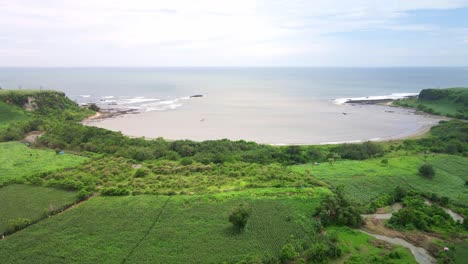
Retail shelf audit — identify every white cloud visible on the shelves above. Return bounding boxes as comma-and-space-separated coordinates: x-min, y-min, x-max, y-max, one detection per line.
0, 0, 468, 66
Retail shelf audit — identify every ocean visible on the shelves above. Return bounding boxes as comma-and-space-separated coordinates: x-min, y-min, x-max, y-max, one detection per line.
1, 67, 467, 144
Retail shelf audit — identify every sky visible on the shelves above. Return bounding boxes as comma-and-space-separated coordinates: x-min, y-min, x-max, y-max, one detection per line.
1, 0, 468, 67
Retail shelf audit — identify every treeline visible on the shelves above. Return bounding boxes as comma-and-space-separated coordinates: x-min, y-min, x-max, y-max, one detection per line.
395, 88, 468, 119
36, 120, 387, 165
402, 120, 468, 155
16, 157, 324, 196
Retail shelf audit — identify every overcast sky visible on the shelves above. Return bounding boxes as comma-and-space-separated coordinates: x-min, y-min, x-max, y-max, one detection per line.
1, 0, 468, 67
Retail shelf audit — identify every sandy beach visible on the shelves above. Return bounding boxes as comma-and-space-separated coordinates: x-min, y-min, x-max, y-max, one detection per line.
83, 96, 444, 145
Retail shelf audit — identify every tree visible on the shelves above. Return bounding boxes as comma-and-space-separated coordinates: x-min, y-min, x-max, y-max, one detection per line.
229, 203, 251, 231
419, 164, 435, 179
315, 186, 363, 227
280, 244, 299, 262
87, 103, 100, 112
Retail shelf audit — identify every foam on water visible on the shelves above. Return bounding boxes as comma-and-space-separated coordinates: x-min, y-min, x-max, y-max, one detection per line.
334, 92, 419, 105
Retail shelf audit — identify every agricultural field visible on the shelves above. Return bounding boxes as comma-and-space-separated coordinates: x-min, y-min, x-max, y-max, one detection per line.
0, 101, 29, 130
0, 188, 422, 264
328, 227, 417, 264
292, 154, 468, 205
0, 184, 78, 235
452, 241, 468, 264
0, 142, 89, 185
0, 188, 327, 263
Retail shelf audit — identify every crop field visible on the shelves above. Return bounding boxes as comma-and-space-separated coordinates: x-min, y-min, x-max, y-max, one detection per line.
452, 241, 468, 264
0, 102, 29, 129
0, 184, 78, 234
0, 142, 88, 185
0, 188, 331, 263
292, 154, 468, 205
328, 227, 417, 263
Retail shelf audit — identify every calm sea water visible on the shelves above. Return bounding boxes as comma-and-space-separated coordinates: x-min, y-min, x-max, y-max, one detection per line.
1, 67, 468, 111
1, 67, 467, 143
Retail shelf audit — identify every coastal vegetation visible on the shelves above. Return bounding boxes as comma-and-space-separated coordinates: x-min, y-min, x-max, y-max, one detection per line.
394, 87, 468, 119
0, 89, 467, 263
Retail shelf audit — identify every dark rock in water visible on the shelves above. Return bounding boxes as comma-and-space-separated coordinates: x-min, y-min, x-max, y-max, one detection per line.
345, 99, 394, 105
342, 112, 348, 115
190, 95, 204, 98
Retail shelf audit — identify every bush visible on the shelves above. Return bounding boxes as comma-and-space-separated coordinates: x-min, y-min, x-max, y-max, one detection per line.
180, 157, 194, 165
419, 164, 435, 179
133, 168, 149, 178
101, 186, 131, 196
229, 203, 251, 231
87, 103, 100, 112
315, 186, 363, 228
6, 218, 31, 234
280, 244, 299, 262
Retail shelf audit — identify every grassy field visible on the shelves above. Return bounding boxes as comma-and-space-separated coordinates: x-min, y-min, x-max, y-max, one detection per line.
328, 227, 417, 264
0, 101, 29, 130
0, 142, 88, 185
292, 154, 468, 205
0, 184, 78, 235
0, 188, 327, 263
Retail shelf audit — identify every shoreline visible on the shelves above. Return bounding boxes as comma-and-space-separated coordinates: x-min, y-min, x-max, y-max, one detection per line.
82, 98, 444, 146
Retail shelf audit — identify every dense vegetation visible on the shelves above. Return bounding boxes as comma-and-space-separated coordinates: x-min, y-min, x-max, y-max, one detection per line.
387, 194, 464, 234
1, 89, 467, 263
394, 88, 468, 119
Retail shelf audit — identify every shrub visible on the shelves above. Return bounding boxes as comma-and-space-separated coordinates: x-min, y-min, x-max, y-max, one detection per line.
419, 164, 435, 179
315, 186, 363, 228
180, 157, 194, 165
101, 186, 131, 196
134, 168, 149, 178
229, 203, 251, 231
304, 242, 329, 263
87, 103, 100, 112
6, 218, 31, 234
280, 244, 299, 262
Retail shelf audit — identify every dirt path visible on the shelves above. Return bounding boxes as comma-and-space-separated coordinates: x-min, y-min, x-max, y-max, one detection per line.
22, 131, 45, 144
359, 229, 436, 264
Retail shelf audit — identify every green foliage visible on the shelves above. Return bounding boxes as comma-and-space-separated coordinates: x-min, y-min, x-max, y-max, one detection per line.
101, 186, 131, 196
0, 101, 30, 130
6, 218, 31, 234
0, 192, 325, 263
419, 163, 435, 178
333, 141, 384, 160
23, 156, 323, 196
292, 154, 468, 206
387, 195, 462, 233
0, 142, 88, 186
0, 184, 78, 235
133, 167, 149, 178
229, 203, 251, 231
394, 88, 468, 119
87, 103, 100, 112
315, 186, 363, 227
330, 226, 417, 264
280, 244, 299, 262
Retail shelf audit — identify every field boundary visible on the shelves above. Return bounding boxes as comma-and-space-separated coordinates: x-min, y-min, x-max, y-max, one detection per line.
121, 196, 172, 264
